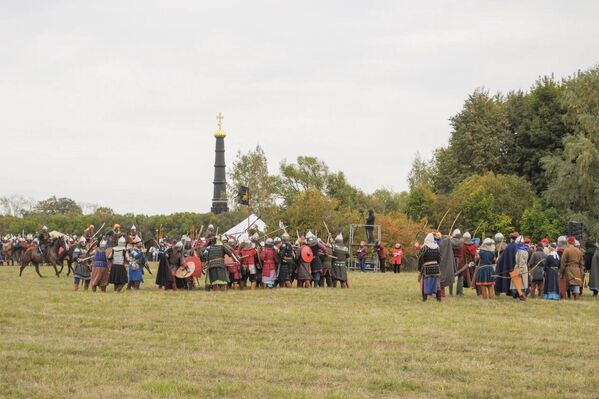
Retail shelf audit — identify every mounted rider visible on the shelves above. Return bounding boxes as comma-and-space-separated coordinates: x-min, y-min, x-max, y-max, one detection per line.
126, 225, 142, 250
37, 226, 50, 262
83, 224, 95, 244
105, 224, 122, 248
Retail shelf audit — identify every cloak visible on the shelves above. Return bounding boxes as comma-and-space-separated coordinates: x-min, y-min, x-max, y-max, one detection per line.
155, 253, 172, 288
439, 237, 455, 287
495, 242, 518, 294
589, 250, 599, 291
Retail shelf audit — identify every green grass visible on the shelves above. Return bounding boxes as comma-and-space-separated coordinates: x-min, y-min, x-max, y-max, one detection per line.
1, 265, 598, 398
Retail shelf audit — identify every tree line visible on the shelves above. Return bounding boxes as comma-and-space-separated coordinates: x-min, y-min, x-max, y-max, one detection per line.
1, 65, 597, 258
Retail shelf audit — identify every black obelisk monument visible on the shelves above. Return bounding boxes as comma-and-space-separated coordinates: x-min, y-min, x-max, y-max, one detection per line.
211, 112, 229, 214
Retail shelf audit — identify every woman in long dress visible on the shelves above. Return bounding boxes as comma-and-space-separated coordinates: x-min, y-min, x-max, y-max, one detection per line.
418, 233, 442, 302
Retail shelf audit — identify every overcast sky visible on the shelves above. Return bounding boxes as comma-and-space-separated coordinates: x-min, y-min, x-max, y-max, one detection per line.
2, 1, 598, 215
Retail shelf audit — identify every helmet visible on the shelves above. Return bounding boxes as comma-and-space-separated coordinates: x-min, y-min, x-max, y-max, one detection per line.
265, 238, 274, 246
117, 237, 126, 247
281, 233, 290, 242
99, 240, 107, 249
274, 237, 282, 244
335, 234, 344, 244
175, 241, 183, 249
33, 238, 39, 245
463, 232, 471, 240
221, 234, 228, 242
395, 243, 401, 249
131, 225, 136, 231
452, 229, 461, 238
494, 233, 504, 243
208, 224, 215, 230
42, 226, 48, 231
79, 237, 86, 244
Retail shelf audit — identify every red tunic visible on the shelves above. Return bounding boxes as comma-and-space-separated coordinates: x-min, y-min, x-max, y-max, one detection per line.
240, 248, 256, 272
259, 246, 277, 278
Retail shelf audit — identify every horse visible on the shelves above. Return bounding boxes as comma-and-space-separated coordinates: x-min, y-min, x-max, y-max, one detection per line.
2, 238, 26, 266
20, 236, 69, 278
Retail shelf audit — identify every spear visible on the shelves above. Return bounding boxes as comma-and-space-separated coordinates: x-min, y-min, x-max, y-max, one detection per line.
322, 220, 333, 244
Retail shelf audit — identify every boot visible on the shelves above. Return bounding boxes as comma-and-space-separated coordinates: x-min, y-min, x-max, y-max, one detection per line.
233, 283, 239, 290
250, 282, 257, 290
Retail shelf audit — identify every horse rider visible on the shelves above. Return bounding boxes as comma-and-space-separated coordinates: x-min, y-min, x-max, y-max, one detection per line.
83, 224, 95, 244
128, 225, 142, 243
37, 226, 50, 263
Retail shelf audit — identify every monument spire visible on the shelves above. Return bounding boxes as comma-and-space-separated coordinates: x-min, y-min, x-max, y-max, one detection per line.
211, 112, 229, 214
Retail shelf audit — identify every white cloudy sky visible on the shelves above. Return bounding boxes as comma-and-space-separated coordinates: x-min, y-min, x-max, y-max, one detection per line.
2, 1, 598, 214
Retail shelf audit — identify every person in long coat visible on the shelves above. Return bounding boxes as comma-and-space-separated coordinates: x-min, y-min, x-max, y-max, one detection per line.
438, 236, 456, 297
560, 236, 585, 300
495, 233, 520, 296
543, 243, 561, 300
589, 241, 599, 297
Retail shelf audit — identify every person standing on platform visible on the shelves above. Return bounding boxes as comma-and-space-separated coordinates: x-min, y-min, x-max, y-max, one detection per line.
365, 209, 375, 244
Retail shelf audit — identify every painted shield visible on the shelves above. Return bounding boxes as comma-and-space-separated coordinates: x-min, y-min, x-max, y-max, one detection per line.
176, 263, 195, 279
300, 246, 314, 263
186, 255, 203, 277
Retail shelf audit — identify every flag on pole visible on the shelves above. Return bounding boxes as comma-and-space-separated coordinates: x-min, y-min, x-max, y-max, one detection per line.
238, 186, 250, 205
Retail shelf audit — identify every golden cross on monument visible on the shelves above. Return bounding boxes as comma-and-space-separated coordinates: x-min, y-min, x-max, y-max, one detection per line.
216, 112, 224, 130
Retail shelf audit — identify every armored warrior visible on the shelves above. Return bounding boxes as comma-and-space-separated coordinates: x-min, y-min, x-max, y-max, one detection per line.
277, 233, 295, 288
331, 234, 349, 288
206, 235, 237, 291
83, 224, 95, 244
37, 225, 50, 263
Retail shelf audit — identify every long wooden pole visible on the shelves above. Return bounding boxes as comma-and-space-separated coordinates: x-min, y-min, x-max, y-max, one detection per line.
448, 211, 462, 236
436, 208, 451, 232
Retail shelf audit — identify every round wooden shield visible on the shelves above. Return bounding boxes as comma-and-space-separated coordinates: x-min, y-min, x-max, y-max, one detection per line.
186, 256, 203, 277
300, 246, 314, 263
176, 263, 195, 279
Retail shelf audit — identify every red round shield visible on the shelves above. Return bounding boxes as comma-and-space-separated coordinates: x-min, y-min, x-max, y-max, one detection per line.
185, 256, 203, 277
300, 246, 314, 263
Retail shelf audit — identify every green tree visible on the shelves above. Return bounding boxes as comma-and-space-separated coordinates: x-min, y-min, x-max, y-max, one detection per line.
543, 66, 599, 237
31, 196, 82, 215
228, 145, 277, 214
434, 90, 511, 193
446, 172, 535, 235
407, 152, 435, 191
505, 77, 571, 193
520, 201, 565, 242
402, 186, 438, 223
277, 156, 330, 204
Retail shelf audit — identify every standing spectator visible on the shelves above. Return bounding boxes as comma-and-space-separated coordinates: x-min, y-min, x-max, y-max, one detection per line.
528, 243, 547, 298
560, 236, 584, 300
358, 241, 367, 272
375, 241, 387, 273
365, 209, 375, 244
392, 244, 403, 274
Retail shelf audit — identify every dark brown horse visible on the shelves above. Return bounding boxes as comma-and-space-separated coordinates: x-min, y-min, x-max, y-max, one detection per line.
2, 238, 26, 266
20, 237, 69, 278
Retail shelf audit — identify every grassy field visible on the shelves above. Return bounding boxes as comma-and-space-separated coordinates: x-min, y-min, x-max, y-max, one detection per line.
1, 265, 598, 399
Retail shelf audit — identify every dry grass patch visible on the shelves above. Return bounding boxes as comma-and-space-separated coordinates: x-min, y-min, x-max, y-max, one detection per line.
0, 266, 598, 398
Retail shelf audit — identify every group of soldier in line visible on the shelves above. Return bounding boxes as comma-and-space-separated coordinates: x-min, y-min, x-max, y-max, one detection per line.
155, 227, 356, 291
416, 229, 599, 302
2, 223, 359, 292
